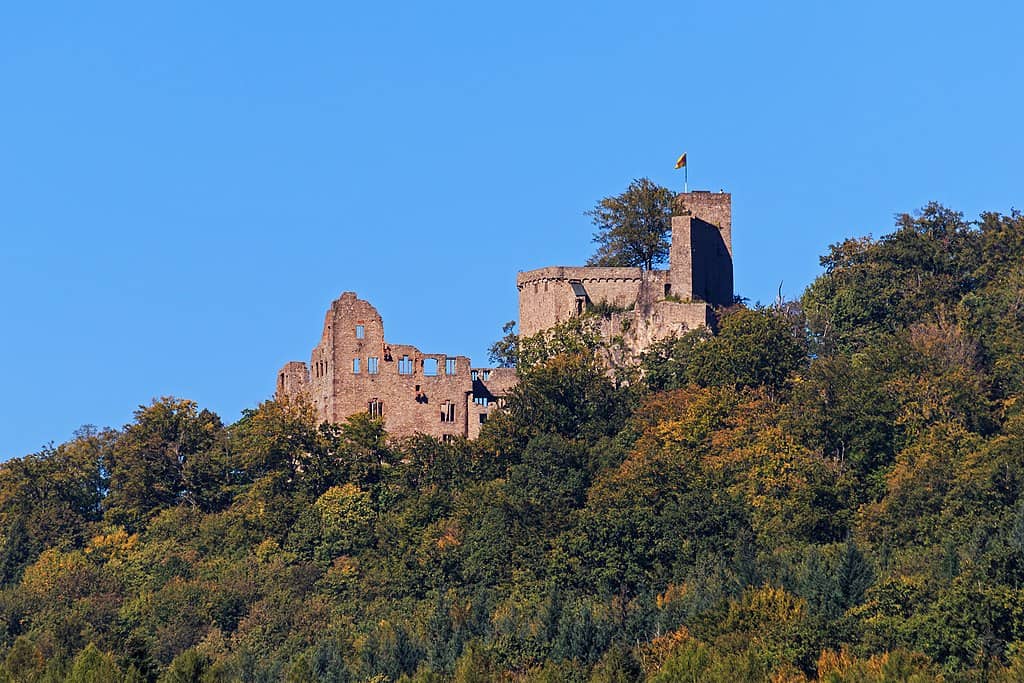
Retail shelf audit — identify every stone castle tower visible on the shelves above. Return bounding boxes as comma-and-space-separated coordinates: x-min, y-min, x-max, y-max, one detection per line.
517, 191, 733, 354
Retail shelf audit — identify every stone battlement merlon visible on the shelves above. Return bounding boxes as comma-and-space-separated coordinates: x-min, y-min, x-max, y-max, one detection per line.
517, 266, 648, 289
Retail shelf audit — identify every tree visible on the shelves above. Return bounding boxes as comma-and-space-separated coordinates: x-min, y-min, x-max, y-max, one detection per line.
104, 397, 223, 530
586, 178, 674, 270
487, 321, 518, 368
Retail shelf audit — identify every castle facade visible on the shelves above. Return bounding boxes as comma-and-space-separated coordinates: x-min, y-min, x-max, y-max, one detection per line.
276, 293, 516, 440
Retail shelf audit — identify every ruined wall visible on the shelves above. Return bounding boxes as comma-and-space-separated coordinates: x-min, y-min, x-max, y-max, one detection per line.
277, 293, 512, 439
515, 190, 733, 367
466, 367, 518, 439
669, 191, 733, 307
277, 361, 310, 399
517, 266, 646, 337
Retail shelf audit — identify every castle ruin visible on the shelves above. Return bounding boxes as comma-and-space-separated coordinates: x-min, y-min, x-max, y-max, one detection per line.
276, 190, 732, 438
517, 190, 733, 355
276, 293, 516, 440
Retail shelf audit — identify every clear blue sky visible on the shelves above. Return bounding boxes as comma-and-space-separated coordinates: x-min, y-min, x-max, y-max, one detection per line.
2, 1, 1021, 459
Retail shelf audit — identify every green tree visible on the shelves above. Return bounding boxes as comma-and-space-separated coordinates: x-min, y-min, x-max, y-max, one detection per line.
104, 398, 223, 530
586, 178, 674, 270
488, 320, 518, 368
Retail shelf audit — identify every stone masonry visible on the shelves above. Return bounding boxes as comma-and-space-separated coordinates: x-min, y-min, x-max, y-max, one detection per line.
517, 190, 733, 357
276, 293, 515, 439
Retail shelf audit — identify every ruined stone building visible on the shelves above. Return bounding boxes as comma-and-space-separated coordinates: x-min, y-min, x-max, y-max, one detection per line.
276, 293, 516, 440
276, 190, 732, 438
517, 190, 733, 356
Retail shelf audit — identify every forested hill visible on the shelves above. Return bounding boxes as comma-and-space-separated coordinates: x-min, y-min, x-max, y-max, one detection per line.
2, 204, 1024, 682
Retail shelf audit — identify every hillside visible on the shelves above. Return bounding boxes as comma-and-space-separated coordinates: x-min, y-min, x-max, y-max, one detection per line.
1, 204, 1023, 681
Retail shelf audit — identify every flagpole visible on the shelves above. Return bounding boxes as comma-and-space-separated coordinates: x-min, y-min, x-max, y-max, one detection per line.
684, 163, 688, 193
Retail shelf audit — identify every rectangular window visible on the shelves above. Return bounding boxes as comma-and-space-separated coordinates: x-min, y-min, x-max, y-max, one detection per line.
352, 358, 360, 374
474, 396, 489, 406
368, 357, 379, 374
445, 358, 456, 375
423, 358, 438, 376
398, 355, 413, 375
368, 399, 383, 417
440, 401, 456, 423
471, 370, 478, 381
479, 414, 487, 424
482, 370, 491, 381
355, 325, 365, 339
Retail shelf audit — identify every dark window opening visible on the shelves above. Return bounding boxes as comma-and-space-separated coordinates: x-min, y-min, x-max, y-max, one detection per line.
664, 283, 672, 297
479, 414, 487, 424
440, 401, 456, 422
368, 399, 383, 417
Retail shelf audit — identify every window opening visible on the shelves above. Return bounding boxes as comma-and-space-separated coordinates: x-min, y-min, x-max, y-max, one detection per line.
482, 370, 490, 381
352, 358, 360, 374
368, 399, 383, 417
445, 358, 456, 375
398, 355, 413, 375
471, 370, 478, 381
440, 401, 456, 422
368, 357, 379, 374
479, 414, 487, 424
474, 396, 489, 407
423, 358, 438, 376
355, 325, 365, 339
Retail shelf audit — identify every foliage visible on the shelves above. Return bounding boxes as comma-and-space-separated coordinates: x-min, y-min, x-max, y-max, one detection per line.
0, 202, 1023, 680
586, 178, 674, 270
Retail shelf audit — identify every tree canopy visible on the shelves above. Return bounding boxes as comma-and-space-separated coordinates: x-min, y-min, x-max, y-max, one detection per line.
1, 203, 1024, 681
586, 178, 674, 270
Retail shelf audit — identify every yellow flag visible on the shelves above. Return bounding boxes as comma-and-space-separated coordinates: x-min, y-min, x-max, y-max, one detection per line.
674, 152, 687, 169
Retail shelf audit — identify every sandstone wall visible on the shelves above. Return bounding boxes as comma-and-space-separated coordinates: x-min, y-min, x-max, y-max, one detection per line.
517, 266, 645, 336
669, 191, 733, 307
277, 293, 513, 439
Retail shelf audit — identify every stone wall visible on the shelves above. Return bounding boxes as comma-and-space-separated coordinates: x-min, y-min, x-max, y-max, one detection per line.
277, 293, 513, 439
517, 266, 647, 337
669, 191, 733, 306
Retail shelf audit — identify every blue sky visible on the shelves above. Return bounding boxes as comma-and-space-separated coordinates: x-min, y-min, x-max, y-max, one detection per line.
2, 1, 1021, 459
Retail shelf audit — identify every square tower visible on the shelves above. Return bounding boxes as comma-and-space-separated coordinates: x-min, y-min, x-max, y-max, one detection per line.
668, 191, 733, 307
